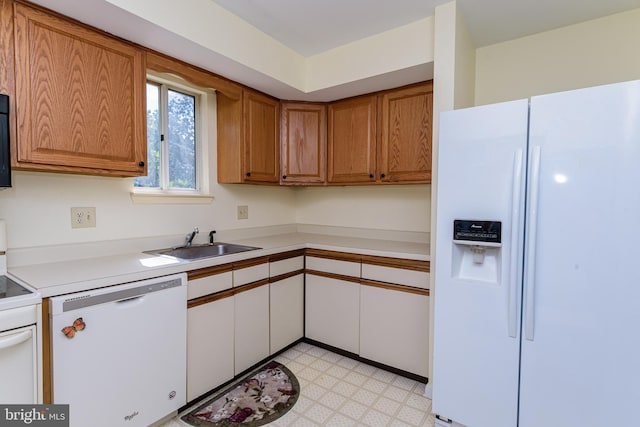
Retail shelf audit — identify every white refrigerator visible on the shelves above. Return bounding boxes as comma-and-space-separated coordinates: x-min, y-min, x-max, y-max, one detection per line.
432, 80, 640, 427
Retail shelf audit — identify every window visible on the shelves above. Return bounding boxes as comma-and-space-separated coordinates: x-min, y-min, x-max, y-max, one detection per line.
134, 76, 210, 201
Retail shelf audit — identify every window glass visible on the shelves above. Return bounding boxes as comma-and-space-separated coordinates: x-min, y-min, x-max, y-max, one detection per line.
134, 82, 198, 191
134, 83, 161, 188
167, 89, 196, 189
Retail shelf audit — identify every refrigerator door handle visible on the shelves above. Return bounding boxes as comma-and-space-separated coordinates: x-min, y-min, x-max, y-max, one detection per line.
508, 149, 524, 338
524, 145, 542, 341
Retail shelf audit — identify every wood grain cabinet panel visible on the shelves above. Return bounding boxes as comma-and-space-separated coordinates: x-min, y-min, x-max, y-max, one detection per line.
218, 89, 280, 184
378, 82, 433, 183
327, 95, 377, 184
243, 90, 280, 183
280, 102, 326, 185
12, 2, 146, 176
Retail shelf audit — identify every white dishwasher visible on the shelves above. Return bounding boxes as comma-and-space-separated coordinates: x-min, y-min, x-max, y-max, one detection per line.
50, 273, 187, 427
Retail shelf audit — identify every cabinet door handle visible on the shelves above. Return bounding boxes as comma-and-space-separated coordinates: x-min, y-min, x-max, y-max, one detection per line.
369, 174, 374, 179
0, 329, 32, 350
246, 172, 251, 177
282, 175, 287, 179
380, 173, 386, 179
138, 161, 145, 167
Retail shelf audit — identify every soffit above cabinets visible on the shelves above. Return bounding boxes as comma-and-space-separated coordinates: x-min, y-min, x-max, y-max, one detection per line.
23, 0, 640, 102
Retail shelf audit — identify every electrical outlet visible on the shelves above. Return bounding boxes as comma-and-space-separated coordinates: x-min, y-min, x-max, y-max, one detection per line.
237, 205, 249, 220
71, 207, 96, 228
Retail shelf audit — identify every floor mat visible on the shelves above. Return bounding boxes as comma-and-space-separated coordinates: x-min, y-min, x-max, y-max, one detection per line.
181, 361, 299, 426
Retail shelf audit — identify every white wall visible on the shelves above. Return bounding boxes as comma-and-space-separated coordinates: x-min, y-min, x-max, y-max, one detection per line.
0, 90, 297, 250
294, 185, 431, 233
475, 8, 640, 105
0, 175, 296, 250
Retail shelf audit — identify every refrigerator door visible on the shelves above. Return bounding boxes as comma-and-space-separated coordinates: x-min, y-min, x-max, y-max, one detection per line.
520, 80, 640, 426
433, 99, 528, 427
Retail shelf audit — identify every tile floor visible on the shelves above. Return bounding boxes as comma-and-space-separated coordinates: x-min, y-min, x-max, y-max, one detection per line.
161, 342, 436, 427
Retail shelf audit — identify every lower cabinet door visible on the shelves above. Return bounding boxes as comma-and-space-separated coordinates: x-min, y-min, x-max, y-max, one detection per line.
270, 274, 304, 354
187, 297, 234, 401
360, 285, 429, 376
234, 284, 270, 375
305, 273, 359, 354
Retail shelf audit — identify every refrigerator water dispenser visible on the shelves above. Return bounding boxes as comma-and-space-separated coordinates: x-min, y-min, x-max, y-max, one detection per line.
451, 220, 502, 284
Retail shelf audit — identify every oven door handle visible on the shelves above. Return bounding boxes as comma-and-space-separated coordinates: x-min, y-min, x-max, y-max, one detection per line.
0, 329, 32, 350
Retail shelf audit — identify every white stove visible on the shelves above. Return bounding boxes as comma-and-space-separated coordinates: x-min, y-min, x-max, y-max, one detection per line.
0, 219, 41, 310
0, 274, 41, 311
0, 219, 42, 404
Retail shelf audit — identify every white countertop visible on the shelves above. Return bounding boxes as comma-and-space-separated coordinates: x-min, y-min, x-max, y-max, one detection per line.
8, 232, 429, 298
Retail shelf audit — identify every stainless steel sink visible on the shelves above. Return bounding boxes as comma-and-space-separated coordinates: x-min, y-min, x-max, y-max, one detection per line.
144, 243, 261, 260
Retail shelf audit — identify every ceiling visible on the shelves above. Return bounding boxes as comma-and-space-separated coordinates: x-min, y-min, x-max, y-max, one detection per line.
25, 0, 640, 101
211, 0, 640, 54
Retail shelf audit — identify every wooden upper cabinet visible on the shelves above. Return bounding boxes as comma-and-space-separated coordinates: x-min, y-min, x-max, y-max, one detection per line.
12, 2, 147, 176
218, 89, 280, 184
327, 95, 377, 184
378, 82, 433, 183
280, 102, 326, 185
243, 90, 280, 184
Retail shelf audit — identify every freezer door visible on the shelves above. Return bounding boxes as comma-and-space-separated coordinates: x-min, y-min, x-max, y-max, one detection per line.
520, 80, 640, 426
432, 99, 528, 427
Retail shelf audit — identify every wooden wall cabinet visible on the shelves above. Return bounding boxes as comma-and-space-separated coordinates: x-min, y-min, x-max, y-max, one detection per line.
378, 82, 433, 183
280, 102, 326, 185
327, 95, 377, 184
11, 2, 147, 176
217, 89, 280, 184
326, 82, 433, 185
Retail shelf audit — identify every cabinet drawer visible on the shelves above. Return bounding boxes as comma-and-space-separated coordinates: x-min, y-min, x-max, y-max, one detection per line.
0, 305, 38, 331
234, 263, 269, 287
187, 271, 232, 300
306, 256, 360, 278
270, 256, 304, 277
361, 263, 430, 289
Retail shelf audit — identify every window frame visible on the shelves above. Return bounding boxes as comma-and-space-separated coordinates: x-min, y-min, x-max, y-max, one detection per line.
131, 73, 212, 204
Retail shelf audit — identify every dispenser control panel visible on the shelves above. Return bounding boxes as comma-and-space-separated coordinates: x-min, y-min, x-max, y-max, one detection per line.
453, 220, 501, 244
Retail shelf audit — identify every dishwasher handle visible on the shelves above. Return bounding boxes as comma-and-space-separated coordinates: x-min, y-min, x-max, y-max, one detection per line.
51, 275, 186, 314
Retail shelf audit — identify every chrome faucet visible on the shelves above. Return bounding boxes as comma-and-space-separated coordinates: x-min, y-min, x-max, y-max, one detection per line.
184, 227, 199, 247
